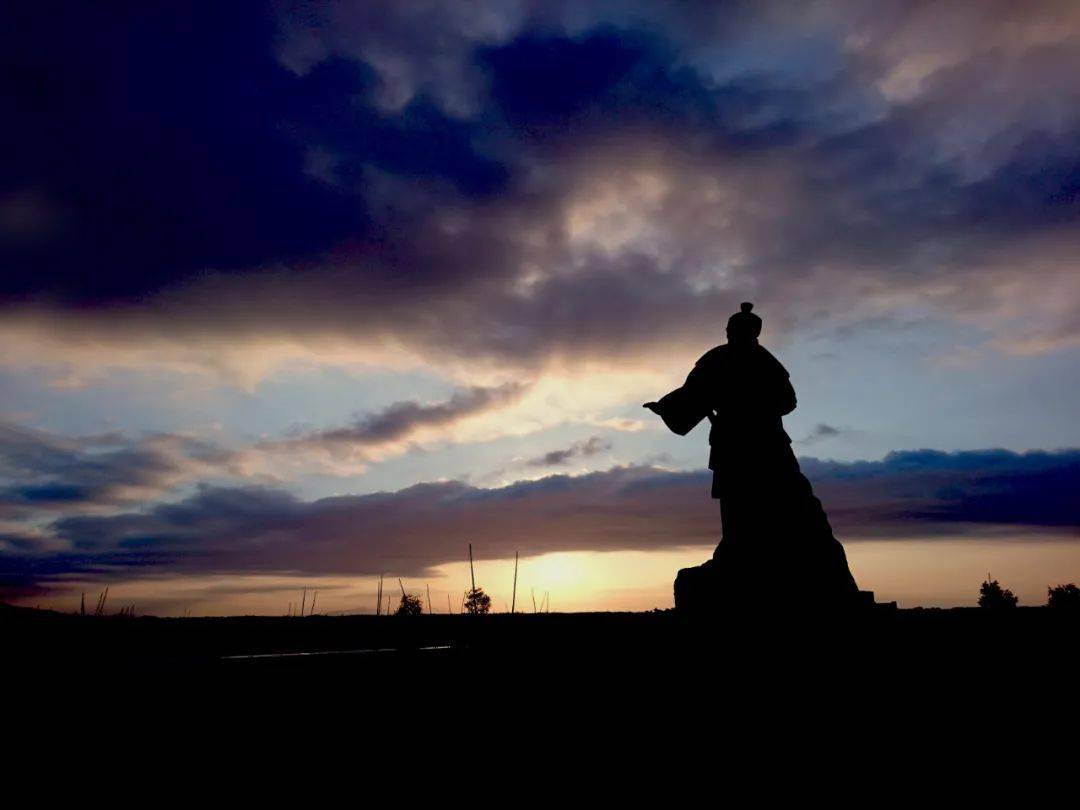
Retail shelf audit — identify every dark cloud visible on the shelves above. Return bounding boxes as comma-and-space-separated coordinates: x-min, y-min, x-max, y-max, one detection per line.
4, 448, 1077, 594
3, 2, 1080, 367
0, 2, 504, 303
804, 449, 1080, 533
527, 435, 612, 466
797, 424, 842, 445
0, 422, 238, 519
267, 382, 528, 455
2, 3, 355, 301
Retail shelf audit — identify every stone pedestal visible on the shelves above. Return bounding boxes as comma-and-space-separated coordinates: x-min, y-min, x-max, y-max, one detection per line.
674, 542, 875, 613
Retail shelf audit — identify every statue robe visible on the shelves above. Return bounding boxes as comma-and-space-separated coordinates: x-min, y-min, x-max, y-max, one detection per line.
651, 342, 796, 469
653, 341, 860, 607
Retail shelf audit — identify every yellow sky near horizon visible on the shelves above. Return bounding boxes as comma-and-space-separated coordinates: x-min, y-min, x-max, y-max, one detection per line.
22, 535, 1080, 617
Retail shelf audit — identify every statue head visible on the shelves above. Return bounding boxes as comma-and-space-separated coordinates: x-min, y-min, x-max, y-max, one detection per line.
726, 301, 762, 344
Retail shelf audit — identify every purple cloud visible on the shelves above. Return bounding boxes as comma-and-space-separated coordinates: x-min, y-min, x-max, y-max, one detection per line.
526, 435, 612, 467
4, 448, 1077, 596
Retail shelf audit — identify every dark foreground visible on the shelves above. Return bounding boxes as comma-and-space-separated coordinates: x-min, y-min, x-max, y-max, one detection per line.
7, 602, 1079, 685
8, 603, 1073, 792
9, 602, 1080, 767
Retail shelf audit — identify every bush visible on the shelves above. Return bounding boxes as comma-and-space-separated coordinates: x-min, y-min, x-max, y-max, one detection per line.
1048, 583, 1080, 610
978, 577, 1018, 609
463, 587, 491, 615
395, 593, 423, 617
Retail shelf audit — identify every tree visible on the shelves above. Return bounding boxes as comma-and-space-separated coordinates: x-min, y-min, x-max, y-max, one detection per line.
395, 593, 423, 617
978, 576, 1018, 609
1047, 583, 1080, 610
463, 587, 491, 615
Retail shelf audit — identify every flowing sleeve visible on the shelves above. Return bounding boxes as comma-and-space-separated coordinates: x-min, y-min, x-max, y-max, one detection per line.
649, 358, 714, 436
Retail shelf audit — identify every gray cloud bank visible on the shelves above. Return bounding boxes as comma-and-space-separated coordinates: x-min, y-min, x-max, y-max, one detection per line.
4, 447, 1077, 596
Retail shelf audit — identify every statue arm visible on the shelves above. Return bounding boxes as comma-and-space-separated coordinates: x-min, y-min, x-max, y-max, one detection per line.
643, 359, 715, 436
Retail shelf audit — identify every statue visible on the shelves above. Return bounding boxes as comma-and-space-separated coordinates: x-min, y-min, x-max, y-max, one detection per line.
644, 302, 864, 611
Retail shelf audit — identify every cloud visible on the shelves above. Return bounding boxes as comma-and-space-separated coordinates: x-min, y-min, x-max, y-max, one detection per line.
314, 383, 527, 445
526, 436, 612, 467
2, 1, 1080, 383
4, 447, 1077, 595
797, 423, 843, 445
0, 422, 241, 521
804, 448, 1080, 533
263, 382, 529, 463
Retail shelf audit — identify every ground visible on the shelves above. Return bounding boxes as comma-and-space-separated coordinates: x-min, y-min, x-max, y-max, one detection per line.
7, 602, 1075, 771
7, 602, 1077, 683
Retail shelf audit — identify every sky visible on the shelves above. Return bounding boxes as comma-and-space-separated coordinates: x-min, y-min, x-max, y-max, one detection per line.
2, 0, 1079, 614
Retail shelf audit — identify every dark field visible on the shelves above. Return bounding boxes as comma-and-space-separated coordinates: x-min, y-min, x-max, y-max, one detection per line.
9, 602, 1079, 755
7, 602, 1078, 684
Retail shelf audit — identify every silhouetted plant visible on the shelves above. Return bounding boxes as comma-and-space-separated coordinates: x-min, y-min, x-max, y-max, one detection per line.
395, 593, 423, 617
463, 587, 491, 615
979, 577, 1018, 609
1047, 583, 1080, 610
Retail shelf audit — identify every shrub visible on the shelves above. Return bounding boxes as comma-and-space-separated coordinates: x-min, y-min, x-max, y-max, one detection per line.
395, 593, 423, 617
1047, 583, 1080, 610
978, 577, 1018, 609
463, 587, 491, 615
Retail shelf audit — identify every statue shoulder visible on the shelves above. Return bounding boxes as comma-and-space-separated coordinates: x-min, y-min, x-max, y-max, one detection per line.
694, 345, 728, 368
756, 345, 790, 378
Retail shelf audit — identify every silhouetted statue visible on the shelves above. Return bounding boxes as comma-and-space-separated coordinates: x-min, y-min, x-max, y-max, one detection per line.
645, 302, 863, 612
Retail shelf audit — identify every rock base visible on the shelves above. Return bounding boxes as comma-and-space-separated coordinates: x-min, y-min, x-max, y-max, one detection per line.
674, 549, 878, 613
